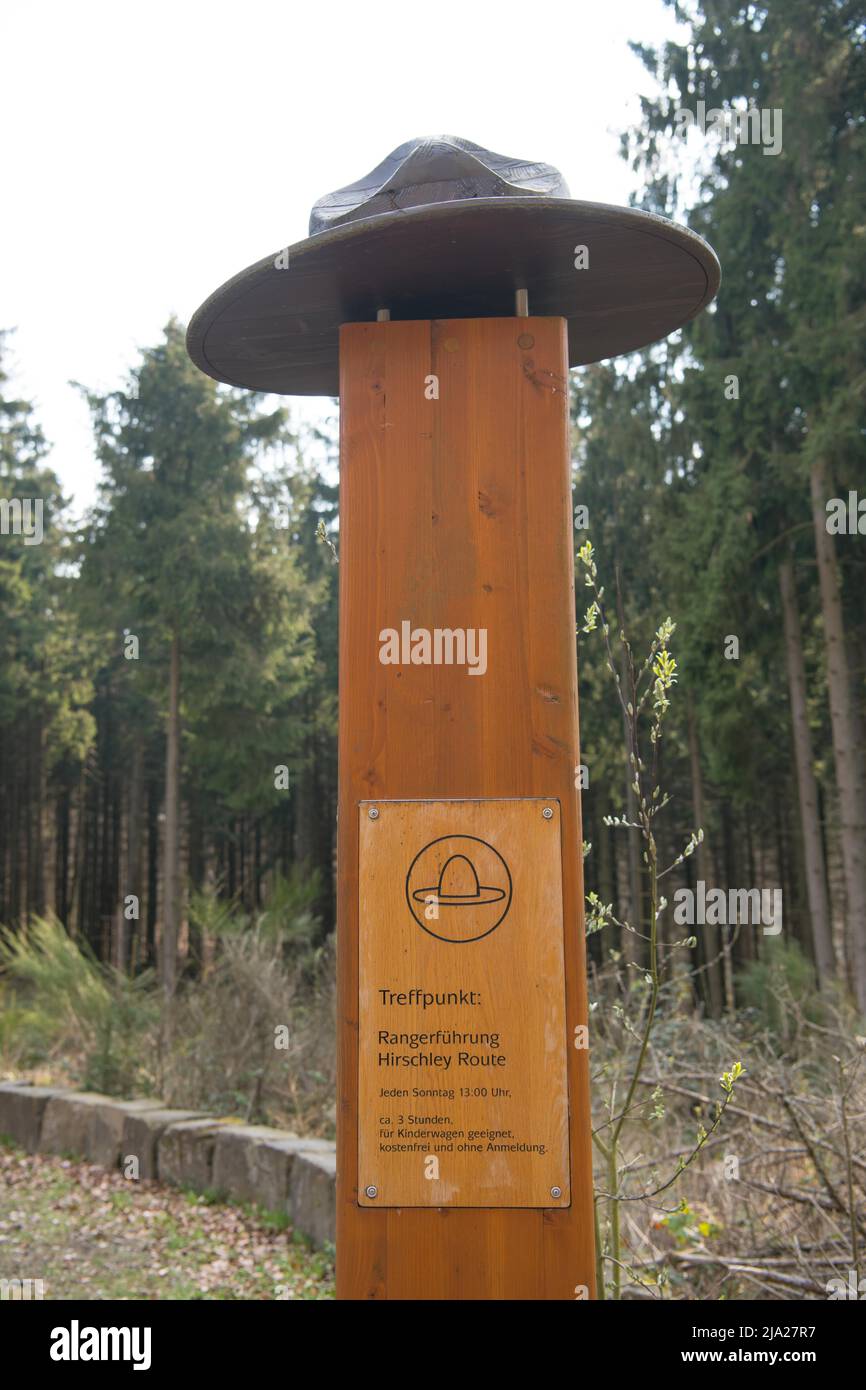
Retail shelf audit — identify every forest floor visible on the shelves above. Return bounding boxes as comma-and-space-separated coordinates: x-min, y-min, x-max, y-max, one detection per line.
0, 1139, 334, 1300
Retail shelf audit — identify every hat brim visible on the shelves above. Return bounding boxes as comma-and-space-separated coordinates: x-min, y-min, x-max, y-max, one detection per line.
187, 197, 720, 397
412, 887, 507, 906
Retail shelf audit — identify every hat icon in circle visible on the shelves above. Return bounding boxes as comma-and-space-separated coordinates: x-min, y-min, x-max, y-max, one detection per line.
406, 835, 512, 943
412, 854, 505, 908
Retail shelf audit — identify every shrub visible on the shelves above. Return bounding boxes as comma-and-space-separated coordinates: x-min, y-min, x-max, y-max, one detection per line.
0, 915, 160, 1095
0, 882, 336, 1136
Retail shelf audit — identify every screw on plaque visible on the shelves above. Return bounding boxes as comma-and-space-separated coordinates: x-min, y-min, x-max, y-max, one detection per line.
365, 1185, 378, 1199
542, 807, 554, 820
550, 1185, 563, 1199
368, 807, 379, 819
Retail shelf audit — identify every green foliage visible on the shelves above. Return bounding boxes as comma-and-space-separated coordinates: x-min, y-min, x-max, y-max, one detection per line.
579, 540, 736, 1297
83, 971, 160, 1096
254, 869, 323, 950
0, 916, 159, 1093
0, 894, 334, 1133
659, 1201, 721, 1248
0, 334, 95, 772
575, 0, 865, 1001
77, 319, 316, 800
189, 868, 323, 960
0, 916, 112, 1050
186, 883, 240, 940
165, 920, 335, 1128
737, 941, 829, 1036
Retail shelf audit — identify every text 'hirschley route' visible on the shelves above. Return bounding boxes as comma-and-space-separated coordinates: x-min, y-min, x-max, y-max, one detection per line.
377, 1027, 506, 1069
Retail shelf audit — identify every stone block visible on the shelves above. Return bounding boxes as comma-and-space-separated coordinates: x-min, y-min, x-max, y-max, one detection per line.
289, 1148, 336, 1247
157, 1117, 228, 1190
88, 1098, 166, 1169
122, 1107, 204, 1180
40, 1092, 115, 1159
0, 1082, 68, 1153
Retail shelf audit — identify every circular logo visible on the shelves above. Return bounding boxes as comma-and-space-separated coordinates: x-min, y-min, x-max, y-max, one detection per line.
405, 834, 512, 943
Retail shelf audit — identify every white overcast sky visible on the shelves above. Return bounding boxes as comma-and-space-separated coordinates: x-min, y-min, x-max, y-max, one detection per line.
1, 0, 683, 512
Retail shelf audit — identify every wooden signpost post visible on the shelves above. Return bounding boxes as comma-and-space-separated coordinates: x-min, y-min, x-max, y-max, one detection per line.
187, 136, 720, 1300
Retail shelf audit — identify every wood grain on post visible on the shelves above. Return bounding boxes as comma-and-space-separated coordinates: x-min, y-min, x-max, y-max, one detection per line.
337, 316, 595, 1300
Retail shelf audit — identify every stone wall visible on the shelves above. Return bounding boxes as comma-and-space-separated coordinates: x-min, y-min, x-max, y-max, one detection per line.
0, 1081, 335, 1248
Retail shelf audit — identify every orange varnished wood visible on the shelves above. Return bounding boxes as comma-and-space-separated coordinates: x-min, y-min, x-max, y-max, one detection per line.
357, 797, 570, 1210
337, 317, 595, 1299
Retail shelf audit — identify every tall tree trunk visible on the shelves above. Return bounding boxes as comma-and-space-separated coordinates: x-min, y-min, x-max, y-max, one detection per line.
31, 715, 47, 917
718, 800, 736, 1012
162, 633, 181, 998
40, 723, 56, 919
117, 736, 145, 973
687, 690, 724, 1018
22, 716, 31, 923
293, 759, 316, 867
186, 783, 205, 975
254, 818, 262, 910
737, 810, 756, 966
810, 458, 866, 1010
100, 706, 114, 962
239, 814, 247, 912
778, 550, 835, 984
0, 730, 7, 923
228, 819, 237, 901
56, 783, 71, 925
146, 775, 159, 968
67, 766, 87, 936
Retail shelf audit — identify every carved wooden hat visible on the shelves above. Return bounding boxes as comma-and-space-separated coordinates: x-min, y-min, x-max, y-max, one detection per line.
186, 135, 720, 397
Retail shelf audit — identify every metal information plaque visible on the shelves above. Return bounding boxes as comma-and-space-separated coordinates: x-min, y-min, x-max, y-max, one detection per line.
358, 798, 571, 1208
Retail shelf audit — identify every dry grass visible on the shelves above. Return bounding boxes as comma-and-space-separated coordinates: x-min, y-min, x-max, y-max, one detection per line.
0, 913, 336, 1139
4, 917, 864, 1298
590, 959, 866, 1299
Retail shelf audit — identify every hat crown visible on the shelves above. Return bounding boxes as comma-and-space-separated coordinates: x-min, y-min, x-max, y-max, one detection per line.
438, 853, 481, 898
310, 135, 569, 236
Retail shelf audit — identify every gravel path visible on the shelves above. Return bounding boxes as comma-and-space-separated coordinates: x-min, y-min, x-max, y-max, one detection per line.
0, 1141, 334, 1300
